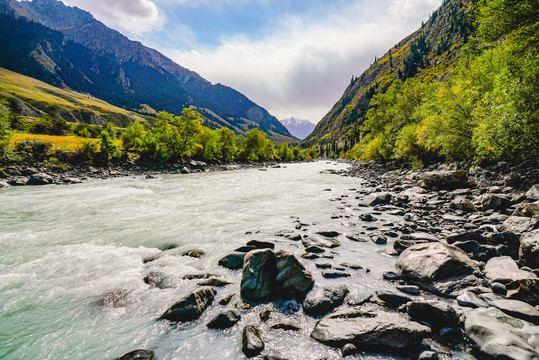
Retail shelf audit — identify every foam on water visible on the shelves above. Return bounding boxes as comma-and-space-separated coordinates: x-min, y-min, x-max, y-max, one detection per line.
0, 162, 405, 360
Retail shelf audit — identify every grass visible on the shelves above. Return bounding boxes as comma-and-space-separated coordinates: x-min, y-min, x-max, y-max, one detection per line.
10, 133, 97, 152
0, 67, 147, 123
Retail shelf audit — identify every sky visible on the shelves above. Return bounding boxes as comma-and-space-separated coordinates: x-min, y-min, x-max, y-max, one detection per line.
60, 0, 442, 123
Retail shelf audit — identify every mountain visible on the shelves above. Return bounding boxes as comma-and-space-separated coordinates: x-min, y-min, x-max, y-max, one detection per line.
304, 0, 472, 147
279, 118, 316, 140
0, 0, 294, 142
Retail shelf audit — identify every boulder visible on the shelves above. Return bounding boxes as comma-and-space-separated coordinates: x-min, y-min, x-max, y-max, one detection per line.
362, 192, 392, 206
406, 300, 459, 328
420, 170, 469, 190
98, 289, 129, 308
246, 240, 275, 249
457, 290, 489, 308
311, 310, 431, 353
0, 181, 10, 189
197, 278, 232, 287
241, 249, 276, 302
519, 229, 539, 268
375, 290, 412, 309
160, 287, 216, 322
507, 279, 539, 306
115, 349, 155, 360
489, 299, 539, 324
274, 250, 314, 299
316, 231, 341, 238
465, 307, 539, 360
484, 257, 536, 284
513, 201, 539, 218
27, 173, 54, 186
503, 216, 538, 235
449, 196, 477, 212
477, 193, 511, 211
526, 184, 539, 201
143, 272, 175, 289
206, 309, 241, 329
303, 285, 349, 316
393, 239, 431, 254
396, 242, 479, 283
218, 252, 246, 270
242, 325, 265, 358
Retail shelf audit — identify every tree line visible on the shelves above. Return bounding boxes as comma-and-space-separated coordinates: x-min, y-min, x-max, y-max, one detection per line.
0, 105, 318, 165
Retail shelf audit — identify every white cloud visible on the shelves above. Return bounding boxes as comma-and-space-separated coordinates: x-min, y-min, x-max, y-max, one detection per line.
61, 0, 163, 35
168, 1, 440, 123
388, 0, 441, 22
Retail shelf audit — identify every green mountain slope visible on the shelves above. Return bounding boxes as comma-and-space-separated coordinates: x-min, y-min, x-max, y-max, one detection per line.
304, 0, 472, 147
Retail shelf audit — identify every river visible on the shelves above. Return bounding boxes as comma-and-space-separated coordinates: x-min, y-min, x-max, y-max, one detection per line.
0, 162, 402, 360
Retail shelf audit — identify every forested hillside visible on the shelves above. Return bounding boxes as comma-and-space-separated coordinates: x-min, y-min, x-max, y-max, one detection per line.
309, 0, 538, 168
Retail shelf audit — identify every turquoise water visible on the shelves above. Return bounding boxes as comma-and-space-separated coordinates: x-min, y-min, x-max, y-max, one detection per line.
0, 162, 401, 360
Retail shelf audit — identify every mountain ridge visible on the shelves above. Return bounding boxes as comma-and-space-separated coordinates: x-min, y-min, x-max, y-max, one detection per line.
280, 118, 316, 140
304, 0, 472, 147
0, 0, 294, 141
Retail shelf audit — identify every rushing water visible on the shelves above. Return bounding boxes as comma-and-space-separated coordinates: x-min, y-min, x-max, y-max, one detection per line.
0, 162, 404, 360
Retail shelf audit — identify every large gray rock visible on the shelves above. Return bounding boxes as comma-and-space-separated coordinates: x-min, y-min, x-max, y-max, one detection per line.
303, 285, 349, 316
520, 229, 539, 268
396, 242, 479, 283
218, 252, 246, 270
477, 193, 511, 211
362, 192, 392, 206
484, 257, 536, 284
465, 307, 539, 360
242, 325, 265, 358
206, 309, 241, 329
406, 300, 459, 328
311, 310, 431, 353
526, 184, 539, 201
449, 196, 477, 212
27, 173, 54, 186
241, 249, 276, 302
160, 287, 216, 322
421, 170, 469, 190
274, 250, 314, 299
503, 216, 538, 235
240, 249, 314, 302
489, 299, 539, 324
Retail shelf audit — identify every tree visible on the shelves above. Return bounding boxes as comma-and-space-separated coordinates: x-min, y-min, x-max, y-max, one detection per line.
99, 123, 118, 163
239, 128, 274, 161
121, 120, 145, 156
172, 108, 204, 158
0, 99, 13, 163
217, 127, 237, 161
197, 127, 219, 161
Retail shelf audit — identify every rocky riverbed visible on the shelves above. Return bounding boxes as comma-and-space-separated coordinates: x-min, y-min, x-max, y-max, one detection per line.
109, 160, 539, 360
3, 160, 538, 360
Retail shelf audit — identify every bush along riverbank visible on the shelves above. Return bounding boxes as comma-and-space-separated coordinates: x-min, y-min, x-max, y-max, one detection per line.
111, 160, 538, 360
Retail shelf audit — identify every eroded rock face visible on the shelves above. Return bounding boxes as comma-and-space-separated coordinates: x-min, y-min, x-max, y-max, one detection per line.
519, 229, 539, 268
484, 257, 536, 284
396, 242, 479, 283
303, 285, 349, 316
465, 307, 539, 360
311, 310, 431, 353
160, 287, 216, 322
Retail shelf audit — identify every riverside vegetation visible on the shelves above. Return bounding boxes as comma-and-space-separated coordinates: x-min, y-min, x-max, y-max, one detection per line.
0, 103, 318, 186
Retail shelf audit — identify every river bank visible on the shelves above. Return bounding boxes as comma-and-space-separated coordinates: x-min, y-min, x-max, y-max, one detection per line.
0, 160, 288, 188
